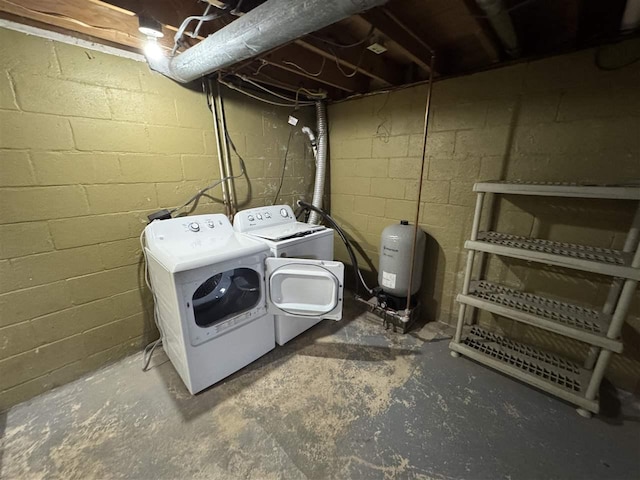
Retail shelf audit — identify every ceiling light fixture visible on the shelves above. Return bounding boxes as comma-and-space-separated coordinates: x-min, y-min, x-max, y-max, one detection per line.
138, 15, 164, 38
143, 37, 164, 61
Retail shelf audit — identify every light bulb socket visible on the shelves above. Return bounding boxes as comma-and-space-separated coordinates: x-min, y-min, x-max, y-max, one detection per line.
138, 16, 164, 38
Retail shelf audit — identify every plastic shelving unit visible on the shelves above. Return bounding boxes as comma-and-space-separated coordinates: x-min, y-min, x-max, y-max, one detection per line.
449, 181, 640, 417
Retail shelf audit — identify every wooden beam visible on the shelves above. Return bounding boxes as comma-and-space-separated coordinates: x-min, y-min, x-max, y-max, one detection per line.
0, 0, 174, 52
358, 8, 434, 73
294, 37, 403, 87
92, 0, 228, 40
259, 44, 368, 93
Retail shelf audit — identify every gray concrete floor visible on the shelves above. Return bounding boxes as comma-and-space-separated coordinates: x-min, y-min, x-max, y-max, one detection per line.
1, 298, 639, 479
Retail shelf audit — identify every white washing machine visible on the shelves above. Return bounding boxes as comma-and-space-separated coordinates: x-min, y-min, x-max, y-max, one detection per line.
144, 213, 344, 394
233, 204, 338, 345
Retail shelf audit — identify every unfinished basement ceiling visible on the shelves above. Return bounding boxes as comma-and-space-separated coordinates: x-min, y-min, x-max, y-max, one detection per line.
0, 0, 635, 99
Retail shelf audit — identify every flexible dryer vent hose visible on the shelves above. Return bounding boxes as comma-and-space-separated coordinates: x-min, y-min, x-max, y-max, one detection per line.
308, 101, 327, 225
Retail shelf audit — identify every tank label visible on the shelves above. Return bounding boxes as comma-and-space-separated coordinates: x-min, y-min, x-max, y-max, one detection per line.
381, 271, 396, 289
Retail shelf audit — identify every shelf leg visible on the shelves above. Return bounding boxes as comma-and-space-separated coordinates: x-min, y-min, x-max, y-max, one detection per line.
453, 193, 484, 344
584, 277, 623, 369
586, 203, 640, 369
576, 408, 593, 418
470, 193, 485, 242
584, 349, 613, 406
584, 270, 639, 404
603, 247, 640, 342
454, 250, 476, 342
469, 252, 486, 326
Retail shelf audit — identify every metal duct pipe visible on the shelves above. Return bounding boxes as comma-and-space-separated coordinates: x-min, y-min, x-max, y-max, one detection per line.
621, 0, 640, 32
146, 0, 388, 83
475, 0, 521, 58
301, 126, 318, 159
308, 101, 327, 225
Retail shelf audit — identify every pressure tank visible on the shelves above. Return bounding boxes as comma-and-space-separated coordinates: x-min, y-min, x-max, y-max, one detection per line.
378, 220, 426, 299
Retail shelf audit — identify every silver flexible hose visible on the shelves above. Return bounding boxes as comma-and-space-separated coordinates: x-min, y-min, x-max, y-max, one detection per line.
308, 101, 327, 225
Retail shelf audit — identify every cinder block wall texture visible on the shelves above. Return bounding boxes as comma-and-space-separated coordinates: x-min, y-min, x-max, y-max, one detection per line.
0, 27, 314, 411
328, 40, 640, 392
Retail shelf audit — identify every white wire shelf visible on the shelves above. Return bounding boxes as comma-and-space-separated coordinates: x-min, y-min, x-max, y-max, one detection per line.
449, 326, 598, 413
457, 281, 622, 352
466, 232, 640, 281
473, 181, 640, 200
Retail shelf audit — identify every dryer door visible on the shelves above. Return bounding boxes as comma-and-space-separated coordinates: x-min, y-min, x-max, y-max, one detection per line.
265, 258, 344, 320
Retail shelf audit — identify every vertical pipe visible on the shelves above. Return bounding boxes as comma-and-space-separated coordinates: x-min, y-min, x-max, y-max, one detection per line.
217, 82, 237, 217
584, 203, 640, 369
208, 79, 231, 217
404, 53, 436, 316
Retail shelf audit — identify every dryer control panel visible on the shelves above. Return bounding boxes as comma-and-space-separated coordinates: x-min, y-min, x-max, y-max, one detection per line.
233, 204, 296, 232
144, 214, 268, 273
147, 214, 234, 241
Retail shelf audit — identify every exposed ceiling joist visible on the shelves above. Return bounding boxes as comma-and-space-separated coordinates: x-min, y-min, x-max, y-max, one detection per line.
2, 0, 627, 102
294, 37, 402, 87
358, 8, 434, 73
0, 0, 174, 52
259, 44, 368, 93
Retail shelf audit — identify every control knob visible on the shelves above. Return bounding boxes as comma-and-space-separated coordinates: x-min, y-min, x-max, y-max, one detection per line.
280, 208, 288, 218
188, 222, 200, 232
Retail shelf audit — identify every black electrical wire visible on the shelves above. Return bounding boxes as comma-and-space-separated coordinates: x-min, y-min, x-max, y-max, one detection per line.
297, 200, 374, 296
271, 126, 294, 205
169, 85, 249, 216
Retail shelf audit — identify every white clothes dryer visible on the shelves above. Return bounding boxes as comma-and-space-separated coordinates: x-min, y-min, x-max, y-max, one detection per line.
233, 205, 338, 345
144, 213, 344, 394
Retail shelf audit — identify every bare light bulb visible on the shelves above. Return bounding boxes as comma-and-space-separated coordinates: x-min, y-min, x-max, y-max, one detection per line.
138, 16, 164, 38
143, 38, 163, 61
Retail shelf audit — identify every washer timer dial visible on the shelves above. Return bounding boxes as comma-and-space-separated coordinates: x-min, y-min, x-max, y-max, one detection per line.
279, 208, 288, 218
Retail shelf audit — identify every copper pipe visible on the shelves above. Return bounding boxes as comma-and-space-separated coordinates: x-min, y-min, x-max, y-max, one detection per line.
404, 53, 436, 316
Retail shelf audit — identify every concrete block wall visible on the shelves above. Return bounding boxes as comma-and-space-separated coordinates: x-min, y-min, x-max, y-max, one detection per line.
0, 27, 314, 411
327, 40, 640, 392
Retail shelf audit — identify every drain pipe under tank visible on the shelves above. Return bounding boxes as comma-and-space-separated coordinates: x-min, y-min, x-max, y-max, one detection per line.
404, 53, 436, 317
308, 101, 327, 225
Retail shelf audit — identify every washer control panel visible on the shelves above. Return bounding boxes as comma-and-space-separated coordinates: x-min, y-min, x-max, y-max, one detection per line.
233, 204, 296, 232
